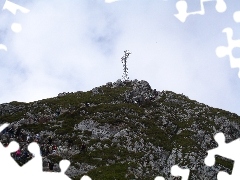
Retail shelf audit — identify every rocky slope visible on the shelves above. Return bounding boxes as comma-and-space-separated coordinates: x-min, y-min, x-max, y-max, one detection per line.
0, 79, 240, 180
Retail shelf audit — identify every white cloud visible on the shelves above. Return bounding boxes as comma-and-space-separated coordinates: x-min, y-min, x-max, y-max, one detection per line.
0, 0, 240, 115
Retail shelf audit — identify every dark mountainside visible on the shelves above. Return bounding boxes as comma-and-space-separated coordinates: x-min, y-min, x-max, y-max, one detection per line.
0, 79, 240, 180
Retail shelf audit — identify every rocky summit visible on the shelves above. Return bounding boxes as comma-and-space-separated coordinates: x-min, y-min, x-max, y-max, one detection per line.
0, 79, 240, 179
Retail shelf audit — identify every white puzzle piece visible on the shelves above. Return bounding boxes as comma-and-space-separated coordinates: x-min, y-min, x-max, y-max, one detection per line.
0, 123, 92, 180
205, 132, 240, 180
0, 0, 30, 51
174, 0, 227, 22
154, 164, 190, 180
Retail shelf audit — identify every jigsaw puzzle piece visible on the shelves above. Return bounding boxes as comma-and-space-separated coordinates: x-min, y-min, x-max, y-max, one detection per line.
216, 9, 240, 78
41, 159, 87, 180
0, 0, 30, 51
0, 140, 22, 177
2, 0, 30, 33
105, 0, 119, 3
217, 171, 232, 180
175, 0, 227, 22
0, 133, 91, 180
171, 164, 190, 180
174, 0, 210, 22
0, 123, 10, 132
2, 0, 30, 14
154, 176, 165, 180
215, 0, 226, 13
205, 132, 226, 166
217, 169, 240, 180
59, 159, 70, 173
0, 44, 7, 51
80, 175, 92, 180
216, 28, 240, 78
11, 22, 22, 33
154, 164, 190, 180
233, 11, 240, 23
174, 1, 189, 22
17, 142, 71, 180
20, 142, 43, 174
205, 132, 240, 178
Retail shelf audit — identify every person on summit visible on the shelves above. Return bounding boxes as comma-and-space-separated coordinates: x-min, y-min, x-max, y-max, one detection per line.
67, 139, 73, 150
8, 126, 14, 138
21, 149, 30, 162
80, 143, 87, 152
15, 127, 21, 137
35, 134, 40, 142
40, 144, 44, 156
45, 145, 50, 156
52, 144, 57, 154
26, 134, 30, 143
15, 149, 21, 160
48, 161, 54, 172
48, 136, 52, 145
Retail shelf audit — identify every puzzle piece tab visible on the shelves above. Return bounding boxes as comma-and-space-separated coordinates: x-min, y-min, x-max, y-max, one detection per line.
3, 0, 30, 14
155, 164, 190, 180
175, 0, 227, 22
0, 0, 30, 51
0, 44, 7, 51
215, 28, 240, 78
0, 124, 22, 178
171, 164, 190, 180
0, 123, 93, 180
0, 140, 21, 175
205, 132, 240, 179
2, 0, 30, 33
105, 0, 119, 3
216, 10, 240, 78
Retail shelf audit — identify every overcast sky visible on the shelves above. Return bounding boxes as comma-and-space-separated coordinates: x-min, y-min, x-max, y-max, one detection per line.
0, 0, 240, 116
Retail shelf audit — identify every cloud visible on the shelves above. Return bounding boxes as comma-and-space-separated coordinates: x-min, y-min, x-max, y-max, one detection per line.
0, 0, 240, 115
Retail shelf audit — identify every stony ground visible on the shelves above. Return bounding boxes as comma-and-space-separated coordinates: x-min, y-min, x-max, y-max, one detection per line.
0, 79, 240, 180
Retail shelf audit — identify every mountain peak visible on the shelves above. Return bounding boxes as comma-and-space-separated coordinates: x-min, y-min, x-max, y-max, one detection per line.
0, 79, 239, 179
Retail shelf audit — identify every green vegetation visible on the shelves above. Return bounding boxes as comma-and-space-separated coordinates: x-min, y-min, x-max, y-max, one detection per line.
215, 155, 234, 172
1, 80, 240, 179
87, 162, 130, 180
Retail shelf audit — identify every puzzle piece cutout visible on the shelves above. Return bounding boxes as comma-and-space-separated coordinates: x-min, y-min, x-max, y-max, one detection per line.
3, 0, 30, 15
154, 164, 190, 180
0, 44, 7, 51
0, 138, 22, 178
154, 176, 165, 180
0, 123, 92, 180
171, 165, 190, 180
174, 0, 227, 22
0, 0, 30, 51
205, 132, 240, 179
105, 0, 169, 2
2, 0, 30, 33
215, 28, 240, 78
105, 0, 119, 3
216, 11, 240, 78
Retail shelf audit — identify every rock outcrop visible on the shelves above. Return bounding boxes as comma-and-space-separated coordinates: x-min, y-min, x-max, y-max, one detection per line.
0, 79, 239, 180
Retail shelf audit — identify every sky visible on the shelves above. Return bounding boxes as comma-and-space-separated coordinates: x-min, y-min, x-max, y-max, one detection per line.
0, 0, 240, 116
